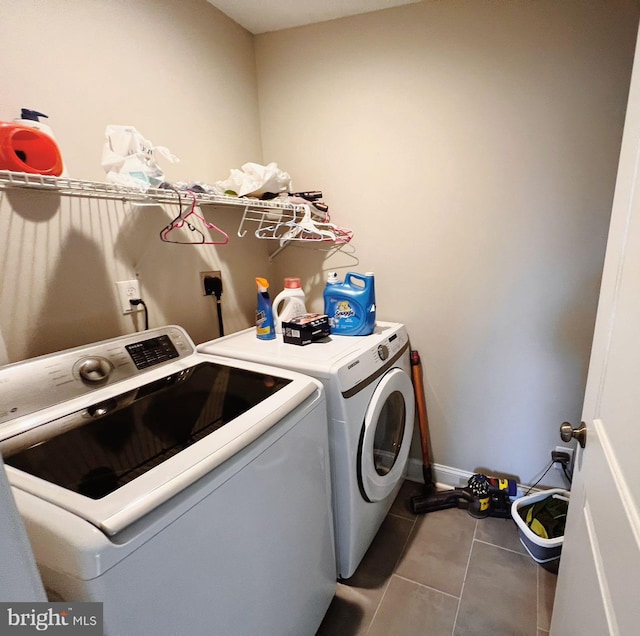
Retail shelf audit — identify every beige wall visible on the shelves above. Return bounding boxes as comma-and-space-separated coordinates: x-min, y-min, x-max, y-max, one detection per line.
1, 0, 638, 489
0, 0, 272, 362
256, 1, 639, 486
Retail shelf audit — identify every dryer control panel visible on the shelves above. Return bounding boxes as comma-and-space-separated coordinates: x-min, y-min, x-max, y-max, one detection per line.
0, 326, 195, 427
336, 325, 409, 398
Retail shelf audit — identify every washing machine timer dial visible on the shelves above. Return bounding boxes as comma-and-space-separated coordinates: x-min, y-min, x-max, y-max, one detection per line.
77, 357, 113, 384
377, 344, 389, 361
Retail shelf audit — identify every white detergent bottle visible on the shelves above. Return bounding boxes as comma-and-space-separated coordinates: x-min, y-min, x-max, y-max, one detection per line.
272, 277, 307, 334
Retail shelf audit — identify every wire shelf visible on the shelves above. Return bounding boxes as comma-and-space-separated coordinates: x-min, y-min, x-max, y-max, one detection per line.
0, 170, 354, 260
0, 170, 304, 211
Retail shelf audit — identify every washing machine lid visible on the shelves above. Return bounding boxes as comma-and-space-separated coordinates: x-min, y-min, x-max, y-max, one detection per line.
1, 328, 319, 536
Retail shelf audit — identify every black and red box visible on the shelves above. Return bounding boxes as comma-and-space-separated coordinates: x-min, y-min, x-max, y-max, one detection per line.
282, 313, 331, 346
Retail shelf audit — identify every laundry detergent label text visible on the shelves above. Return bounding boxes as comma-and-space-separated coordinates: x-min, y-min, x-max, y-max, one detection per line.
0, 603, 102, 635
333, 301, 355, 320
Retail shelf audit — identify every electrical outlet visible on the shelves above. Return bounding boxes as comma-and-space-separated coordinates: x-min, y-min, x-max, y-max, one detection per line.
553, 445, 574, 470
116, 279, 142, 314
200, 270, 222, 296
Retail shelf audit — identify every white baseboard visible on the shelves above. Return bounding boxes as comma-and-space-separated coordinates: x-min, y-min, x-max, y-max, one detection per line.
405, 458, 539, 497
405, 458, 472, 489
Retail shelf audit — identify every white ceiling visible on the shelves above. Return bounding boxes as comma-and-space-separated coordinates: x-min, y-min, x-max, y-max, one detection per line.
207, 0, 421, 34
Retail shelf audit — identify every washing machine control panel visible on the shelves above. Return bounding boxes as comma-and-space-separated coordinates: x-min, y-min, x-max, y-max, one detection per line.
336, 326, 408, 394
126, 334, 180, 370
0, 326, 196, 427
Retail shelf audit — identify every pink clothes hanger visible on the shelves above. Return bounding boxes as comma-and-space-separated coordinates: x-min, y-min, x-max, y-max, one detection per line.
160, 190, 230, 245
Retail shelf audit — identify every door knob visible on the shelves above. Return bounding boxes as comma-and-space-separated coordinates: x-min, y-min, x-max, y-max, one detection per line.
560, 421, 587, 448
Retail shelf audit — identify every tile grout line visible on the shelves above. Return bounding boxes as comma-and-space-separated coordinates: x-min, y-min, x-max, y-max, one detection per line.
366, 512, 419, 634
537, 563, 542, 634
364, 574, 393, 635
387, 511, 417, 522
474, 537, 528, 556
450, 518, 478, 636
392, 573, 461, 600
536, 563, 540, 633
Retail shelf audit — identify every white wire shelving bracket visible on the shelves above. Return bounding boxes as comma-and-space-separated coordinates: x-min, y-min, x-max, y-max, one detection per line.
0, 170, 354, 260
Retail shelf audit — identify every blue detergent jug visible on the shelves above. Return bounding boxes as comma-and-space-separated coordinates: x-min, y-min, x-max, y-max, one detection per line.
323, 271, 376, 336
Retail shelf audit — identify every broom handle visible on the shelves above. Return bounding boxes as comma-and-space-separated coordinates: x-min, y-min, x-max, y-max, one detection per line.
411, 350, 431, 469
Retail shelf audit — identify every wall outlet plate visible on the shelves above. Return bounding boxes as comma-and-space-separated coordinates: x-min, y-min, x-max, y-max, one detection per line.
554, 445, 574, 470
200, 270, 222, 296
116, 279, 142, 314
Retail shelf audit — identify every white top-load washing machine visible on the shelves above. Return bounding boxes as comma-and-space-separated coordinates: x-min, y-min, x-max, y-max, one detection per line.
0, 326, 335, 635
199, 321, 415, 579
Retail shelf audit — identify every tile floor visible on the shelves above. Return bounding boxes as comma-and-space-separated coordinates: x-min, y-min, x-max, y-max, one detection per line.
317, 480, 557, 636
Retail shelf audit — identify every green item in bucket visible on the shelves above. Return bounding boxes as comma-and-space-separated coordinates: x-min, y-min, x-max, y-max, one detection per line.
518, 495, 568, 539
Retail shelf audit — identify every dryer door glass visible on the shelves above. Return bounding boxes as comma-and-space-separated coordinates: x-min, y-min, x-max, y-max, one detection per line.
359, 367, 415, 502
373, 391, 406, 476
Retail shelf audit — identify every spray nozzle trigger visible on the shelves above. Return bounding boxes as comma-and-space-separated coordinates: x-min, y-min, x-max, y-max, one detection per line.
20, 109, 49, 122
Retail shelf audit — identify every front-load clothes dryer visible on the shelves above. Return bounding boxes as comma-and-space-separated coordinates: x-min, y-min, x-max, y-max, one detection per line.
0, 326, 335, 635
199, 321, 415, 579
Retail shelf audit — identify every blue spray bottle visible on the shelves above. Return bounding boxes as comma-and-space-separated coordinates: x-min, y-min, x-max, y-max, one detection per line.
256, 277, 276, 340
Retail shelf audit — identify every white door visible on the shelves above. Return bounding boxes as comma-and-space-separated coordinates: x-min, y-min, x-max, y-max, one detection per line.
550, 26, 640, 636
359, 368, 414, 502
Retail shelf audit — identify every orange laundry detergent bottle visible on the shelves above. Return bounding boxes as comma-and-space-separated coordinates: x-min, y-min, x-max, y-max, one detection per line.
0, 115, 63, 177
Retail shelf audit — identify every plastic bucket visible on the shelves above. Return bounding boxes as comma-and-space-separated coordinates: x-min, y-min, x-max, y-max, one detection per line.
511, 488, 570, 572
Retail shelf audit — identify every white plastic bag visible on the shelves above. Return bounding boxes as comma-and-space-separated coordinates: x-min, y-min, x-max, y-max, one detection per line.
216, 162, 291, 197
101, 125, 179, 190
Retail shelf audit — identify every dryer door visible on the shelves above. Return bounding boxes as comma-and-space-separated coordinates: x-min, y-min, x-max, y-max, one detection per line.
358, 367, 415, 502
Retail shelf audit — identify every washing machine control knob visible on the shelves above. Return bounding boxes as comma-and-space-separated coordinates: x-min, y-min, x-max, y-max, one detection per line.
377, 344, 389, 361
77, 357, 113, 384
